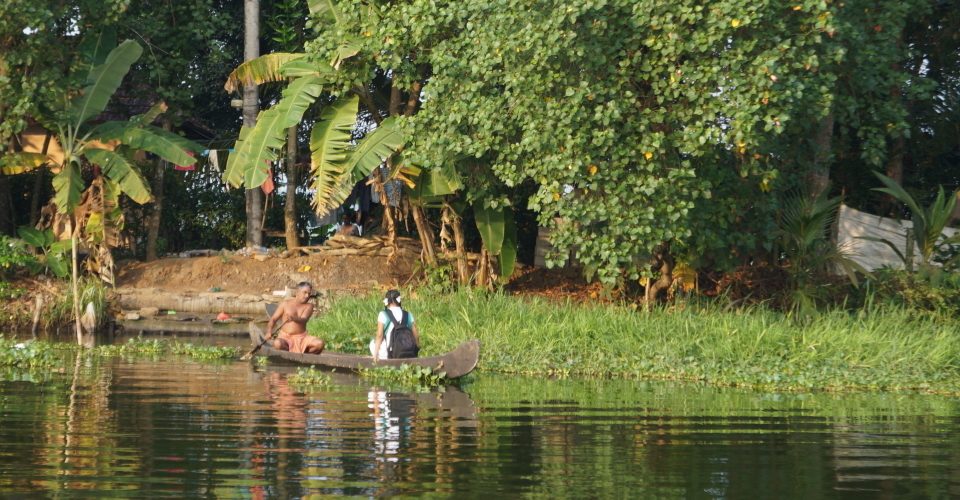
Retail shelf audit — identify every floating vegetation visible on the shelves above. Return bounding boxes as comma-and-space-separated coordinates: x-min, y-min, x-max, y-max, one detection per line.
170, 342, 239, 361
91, 338, 166, 358
255, 356, 269, 367
0, 337, 61, 370
358, 364, 449, 390
88, 338, 237, 362
288, 367, 332, 388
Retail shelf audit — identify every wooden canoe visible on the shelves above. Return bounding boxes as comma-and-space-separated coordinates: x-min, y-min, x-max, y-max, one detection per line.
247, 322, 480, 379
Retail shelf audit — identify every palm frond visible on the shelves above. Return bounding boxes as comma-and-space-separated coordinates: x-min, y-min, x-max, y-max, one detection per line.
69, 40, 142, 127
224, 53, 306, 93
85, 148, 151, 204
344, 117, 404, 182
310, 95, 359, 213
228, 75, 324, 188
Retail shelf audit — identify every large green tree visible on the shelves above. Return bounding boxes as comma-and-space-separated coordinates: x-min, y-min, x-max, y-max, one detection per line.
347, 0, 834, 286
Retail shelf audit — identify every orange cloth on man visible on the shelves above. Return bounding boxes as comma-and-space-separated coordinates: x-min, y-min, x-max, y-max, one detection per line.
278, 331, 322, 354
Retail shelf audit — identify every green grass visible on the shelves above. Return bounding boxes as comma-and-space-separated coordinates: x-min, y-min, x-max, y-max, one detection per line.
307, 289, 960, 395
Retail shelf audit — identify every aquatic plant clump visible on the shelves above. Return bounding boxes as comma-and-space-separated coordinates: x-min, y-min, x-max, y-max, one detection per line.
170, 342, 240, 361
0, 337, 61, 370
309, 290, 960, 395
90, 338, 238, 362
288, 367, 332, 388
358, 364, 448, 390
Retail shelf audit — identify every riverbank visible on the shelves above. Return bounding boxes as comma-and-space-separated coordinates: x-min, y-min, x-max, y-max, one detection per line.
310, 290, 960, 396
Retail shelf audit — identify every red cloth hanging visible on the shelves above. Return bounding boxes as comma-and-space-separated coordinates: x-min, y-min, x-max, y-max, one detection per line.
261, 164, 275, 194
173, 151, 196, 171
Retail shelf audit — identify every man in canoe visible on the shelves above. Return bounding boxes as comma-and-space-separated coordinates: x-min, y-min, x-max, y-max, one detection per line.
267, 282, 325, 354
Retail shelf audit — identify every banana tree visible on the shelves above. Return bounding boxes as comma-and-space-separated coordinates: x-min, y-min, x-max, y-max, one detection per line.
222, 53, 411, 246
407, 166, 518, 285
0, 39, 201, 344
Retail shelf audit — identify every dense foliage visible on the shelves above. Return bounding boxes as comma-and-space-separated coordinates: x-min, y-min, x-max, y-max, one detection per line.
303, 0, 957, 287
1, 0, 958, 309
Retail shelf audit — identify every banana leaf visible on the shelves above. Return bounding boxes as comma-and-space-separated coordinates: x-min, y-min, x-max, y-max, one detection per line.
224, 52, 306, 92
69, 40, 142, 126
344, 117, 404, 182
85, 148, 151, 204
310, 96, 359, 213
474, 205, 505, 256
232, 75, 324, 188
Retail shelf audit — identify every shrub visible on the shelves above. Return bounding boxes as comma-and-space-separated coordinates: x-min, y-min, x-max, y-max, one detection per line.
859, 267, 960, 316
0, 235, 39, 277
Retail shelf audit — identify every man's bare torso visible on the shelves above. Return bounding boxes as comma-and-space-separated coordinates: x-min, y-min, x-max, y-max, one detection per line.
278, 299, 314, 336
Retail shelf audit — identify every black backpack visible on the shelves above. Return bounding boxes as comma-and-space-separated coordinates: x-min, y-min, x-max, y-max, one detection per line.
387, 309, 419, 359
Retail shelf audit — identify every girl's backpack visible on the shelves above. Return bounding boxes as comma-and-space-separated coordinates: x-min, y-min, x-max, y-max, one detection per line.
387, 309, 419, 359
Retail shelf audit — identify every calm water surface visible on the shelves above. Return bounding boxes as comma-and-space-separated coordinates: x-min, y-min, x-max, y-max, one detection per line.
0, 337, 958, 498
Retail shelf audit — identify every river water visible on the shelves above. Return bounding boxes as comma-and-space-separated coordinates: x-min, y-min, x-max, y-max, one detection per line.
0, 340, 957, 498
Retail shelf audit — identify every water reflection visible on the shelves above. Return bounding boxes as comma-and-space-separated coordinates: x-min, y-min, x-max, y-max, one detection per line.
0, 351, 957, 498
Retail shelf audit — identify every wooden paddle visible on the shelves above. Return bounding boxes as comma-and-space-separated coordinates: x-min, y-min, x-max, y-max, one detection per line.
240, 294, 319, 361
240, 303, 283, 361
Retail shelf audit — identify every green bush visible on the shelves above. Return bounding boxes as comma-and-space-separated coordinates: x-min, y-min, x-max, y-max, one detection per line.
0, 281, 26, 300
0, 235, 39, 277
860, 267, 960, 316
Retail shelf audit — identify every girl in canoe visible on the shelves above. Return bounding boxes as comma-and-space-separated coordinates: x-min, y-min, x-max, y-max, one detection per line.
370, 289, 420, 361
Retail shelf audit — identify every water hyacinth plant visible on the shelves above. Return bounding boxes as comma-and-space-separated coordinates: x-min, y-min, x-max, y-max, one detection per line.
288, 367, 332, 388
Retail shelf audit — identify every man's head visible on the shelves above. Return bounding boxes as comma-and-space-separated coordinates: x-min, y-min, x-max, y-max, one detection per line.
295, 281, 314, 303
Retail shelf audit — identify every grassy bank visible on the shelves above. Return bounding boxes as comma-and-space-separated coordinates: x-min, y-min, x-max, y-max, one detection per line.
308, 290, 960, 395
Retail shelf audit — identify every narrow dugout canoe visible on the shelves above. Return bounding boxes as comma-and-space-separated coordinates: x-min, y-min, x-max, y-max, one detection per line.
248, 322, 480, 379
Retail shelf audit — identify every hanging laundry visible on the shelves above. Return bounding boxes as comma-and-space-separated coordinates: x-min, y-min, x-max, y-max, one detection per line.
262, 164, 275, 195
173, 151, 196, 171
207, 150, 220, 171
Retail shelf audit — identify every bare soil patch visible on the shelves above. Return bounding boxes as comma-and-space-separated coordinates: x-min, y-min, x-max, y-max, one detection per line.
116, 251, 417, 295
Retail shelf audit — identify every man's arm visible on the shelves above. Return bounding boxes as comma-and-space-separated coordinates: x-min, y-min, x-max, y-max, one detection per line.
295, 302, 315, 322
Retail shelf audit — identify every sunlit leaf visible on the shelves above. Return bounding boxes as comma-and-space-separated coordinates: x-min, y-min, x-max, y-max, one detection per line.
224, 53, 306, 93
69, 40, 142, 126
310, 95, 359, 213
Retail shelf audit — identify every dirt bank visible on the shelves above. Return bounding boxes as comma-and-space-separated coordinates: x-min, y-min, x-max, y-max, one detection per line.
116, 251, 417, 295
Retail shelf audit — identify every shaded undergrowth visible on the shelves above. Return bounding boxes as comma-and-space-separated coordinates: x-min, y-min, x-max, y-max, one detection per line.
307, 290, 960, 395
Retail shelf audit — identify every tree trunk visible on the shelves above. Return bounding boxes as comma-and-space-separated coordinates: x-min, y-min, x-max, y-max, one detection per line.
70, 219, 82, 346
243, 0, 263, 248
411, 204, 436, 266
476, 248, 492, 289
29, 132, 53, 226
284, 123, 299, 249
389, 84, 402, 117
0, 175, 13, 235
644, 242, 675, 306
372, 169, 397, 253
145, 120, 171, 261
807, 110, 834, 199
404, 81, 422, 116
450, 205, 469, 286
144, 159, 164, 261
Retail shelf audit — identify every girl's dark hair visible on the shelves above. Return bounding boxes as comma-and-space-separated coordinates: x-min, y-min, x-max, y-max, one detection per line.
384, 289, 402, 305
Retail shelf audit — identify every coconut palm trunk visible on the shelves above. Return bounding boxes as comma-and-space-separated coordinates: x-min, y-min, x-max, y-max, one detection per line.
243, 0, 263, 248
284, 123, 299, 249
